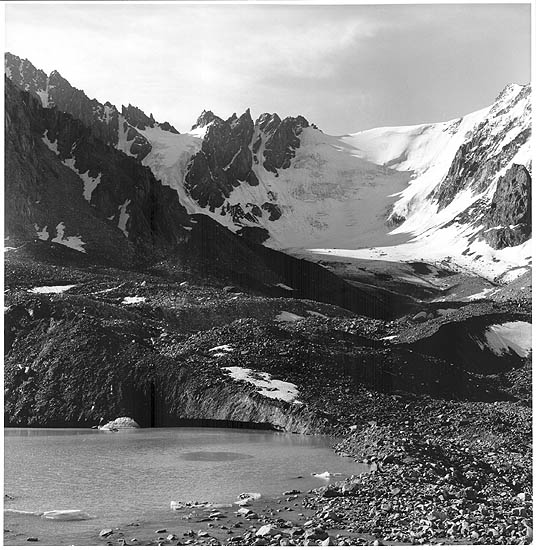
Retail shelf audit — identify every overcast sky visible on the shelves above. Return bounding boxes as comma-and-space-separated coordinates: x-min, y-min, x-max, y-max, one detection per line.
5, 3, 531, 134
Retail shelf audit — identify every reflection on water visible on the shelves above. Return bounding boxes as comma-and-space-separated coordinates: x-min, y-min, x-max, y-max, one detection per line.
5, 427, 365, 528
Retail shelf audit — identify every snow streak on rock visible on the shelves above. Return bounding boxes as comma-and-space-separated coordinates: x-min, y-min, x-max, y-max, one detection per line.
222, 366, 300, 403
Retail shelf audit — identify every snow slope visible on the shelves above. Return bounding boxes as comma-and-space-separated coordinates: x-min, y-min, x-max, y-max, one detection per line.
310, 84, 532, 280
85, 80, 532, 282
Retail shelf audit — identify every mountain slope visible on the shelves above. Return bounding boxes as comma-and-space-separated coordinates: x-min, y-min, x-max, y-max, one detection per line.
322, 84, 532, 281
5, 53, 531, 282
5, 75, 406, 319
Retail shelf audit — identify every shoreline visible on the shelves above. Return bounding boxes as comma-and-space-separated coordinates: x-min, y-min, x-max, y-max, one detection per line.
5, 398, 532, 546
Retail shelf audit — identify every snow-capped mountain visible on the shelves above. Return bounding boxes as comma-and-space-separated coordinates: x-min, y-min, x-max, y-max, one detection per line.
5, 52, 531, 281
329, 83, 532, 281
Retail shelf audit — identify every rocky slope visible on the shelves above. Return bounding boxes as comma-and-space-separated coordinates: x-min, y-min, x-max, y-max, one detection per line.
5, 76, 191, 264
5, 251, 529, 430
7, 74, 410, 319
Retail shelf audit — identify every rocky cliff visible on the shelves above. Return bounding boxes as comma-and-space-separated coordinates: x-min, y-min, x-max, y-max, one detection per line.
5, 77, 191, 264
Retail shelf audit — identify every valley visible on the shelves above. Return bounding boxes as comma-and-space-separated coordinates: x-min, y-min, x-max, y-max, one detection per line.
3, 50, 532, 546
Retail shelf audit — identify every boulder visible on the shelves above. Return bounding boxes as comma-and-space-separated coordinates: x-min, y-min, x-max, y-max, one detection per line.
100, 417, 140, 430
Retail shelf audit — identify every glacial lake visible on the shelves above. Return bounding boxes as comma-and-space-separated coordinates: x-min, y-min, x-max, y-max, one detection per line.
4, 427, 365, 541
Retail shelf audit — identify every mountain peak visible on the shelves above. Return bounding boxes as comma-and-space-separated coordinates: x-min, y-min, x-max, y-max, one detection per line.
191, 109, 222, 130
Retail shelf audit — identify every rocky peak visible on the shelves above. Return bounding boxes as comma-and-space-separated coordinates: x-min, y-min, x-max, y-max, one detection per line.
5, 52, 48, 99
262, 115, 310, 174
185, 108, 258, 209
433, 84, 531, 211
5, 52, 180, 161
121, 104, 155, 130
191, 109, 222, 130
256, 113, 282, 134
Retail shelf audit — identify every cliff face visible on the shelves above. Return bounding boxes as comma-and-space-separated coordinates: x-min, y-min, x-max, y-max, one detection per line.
5, 77, 191, 263
482, 164, 531, 249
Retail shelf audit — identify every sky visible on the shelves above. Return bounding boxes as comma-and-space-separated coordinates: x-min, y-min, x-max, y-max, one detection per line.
4, 2, 531, 135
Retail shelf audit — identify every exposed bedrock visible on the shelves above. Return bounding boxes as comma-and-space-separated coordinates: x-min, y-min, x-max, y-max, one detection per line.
482, 164, 532, 249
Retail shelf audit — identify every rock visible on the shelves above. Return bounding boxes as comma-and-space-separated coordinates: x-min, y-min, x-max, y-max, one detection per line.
99, 529, 113, 537
256, 524, 281, 537
223, 286, 240, 294
412, 311, 428, 322
197, 531, 209, 537
235, 492, 261, 505
155, 529, 167, 534
26, 537, 38, 542
100, 417, 140, 430
166, 534, 177, 541
283, 490, 301, 496
321, 536, 334, 546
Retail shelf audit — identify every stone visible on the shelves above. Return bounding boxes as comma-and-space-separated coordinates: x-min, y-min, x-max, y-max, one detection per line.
256, 524, 281, 537
99, 529, 113, 537
26, 537, 39, 542
155, 529, 167, 533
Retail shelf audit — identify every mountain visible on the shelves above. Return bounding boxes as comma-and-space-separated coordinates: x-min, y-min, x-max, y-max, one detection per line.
340, 83, 532, 281
5, 52, 178, 163
5, 53, 531, 283
5, 73, 406, 319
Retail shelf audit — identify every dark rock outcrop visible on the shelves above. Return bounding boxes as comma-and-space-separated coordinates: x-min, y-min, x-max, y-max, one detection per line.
260, 115, 309, 175
185, 110, 258, 209
5, 77, 191, 263
482, 164, 531, 249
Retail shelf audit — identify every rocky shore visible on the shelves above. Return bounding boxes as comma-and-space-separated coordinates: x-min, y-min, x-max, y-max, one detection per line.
6, 394, 531, 546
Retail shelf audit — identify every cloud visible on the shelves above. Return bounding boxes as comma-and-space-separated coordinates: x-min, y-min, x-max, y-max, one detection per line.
5, 3, 531, 135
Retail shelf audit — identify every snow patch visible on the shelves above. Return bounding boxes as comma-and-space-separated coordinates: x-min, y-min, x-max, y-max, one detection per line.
34, 224, 49, 241
51, 222, 86, 253
122, 296, 146, 305
62, 158, 101, 201
222, 366, 300, 403
307, 310, 328, 319
36, 89, 49, 108
209, 345, 234, 353
118, 200, 131, 237
465, 288, 496, 301
275, 311, 304, 322
484, 321, 531, 358
116, 115, 137, 157
42, 131, 59, 154
275, 283, 294, 291
29, 285, 76, 294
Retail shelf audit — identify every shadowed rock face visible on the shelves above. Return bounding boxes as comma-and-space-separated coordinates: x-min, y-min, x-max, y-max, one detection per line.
482, 164, 532, 249
5, 77, 191, 263
261, 115, 309, 175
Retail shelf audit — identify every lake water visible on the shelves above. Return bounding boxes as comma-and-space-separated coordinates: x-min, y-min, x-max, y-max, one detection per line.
5, 428, 364, 541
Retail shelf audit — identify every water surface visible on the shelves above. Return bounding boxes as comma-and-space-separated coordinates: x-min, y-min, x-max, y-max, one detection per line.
5, 427, 364, 539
